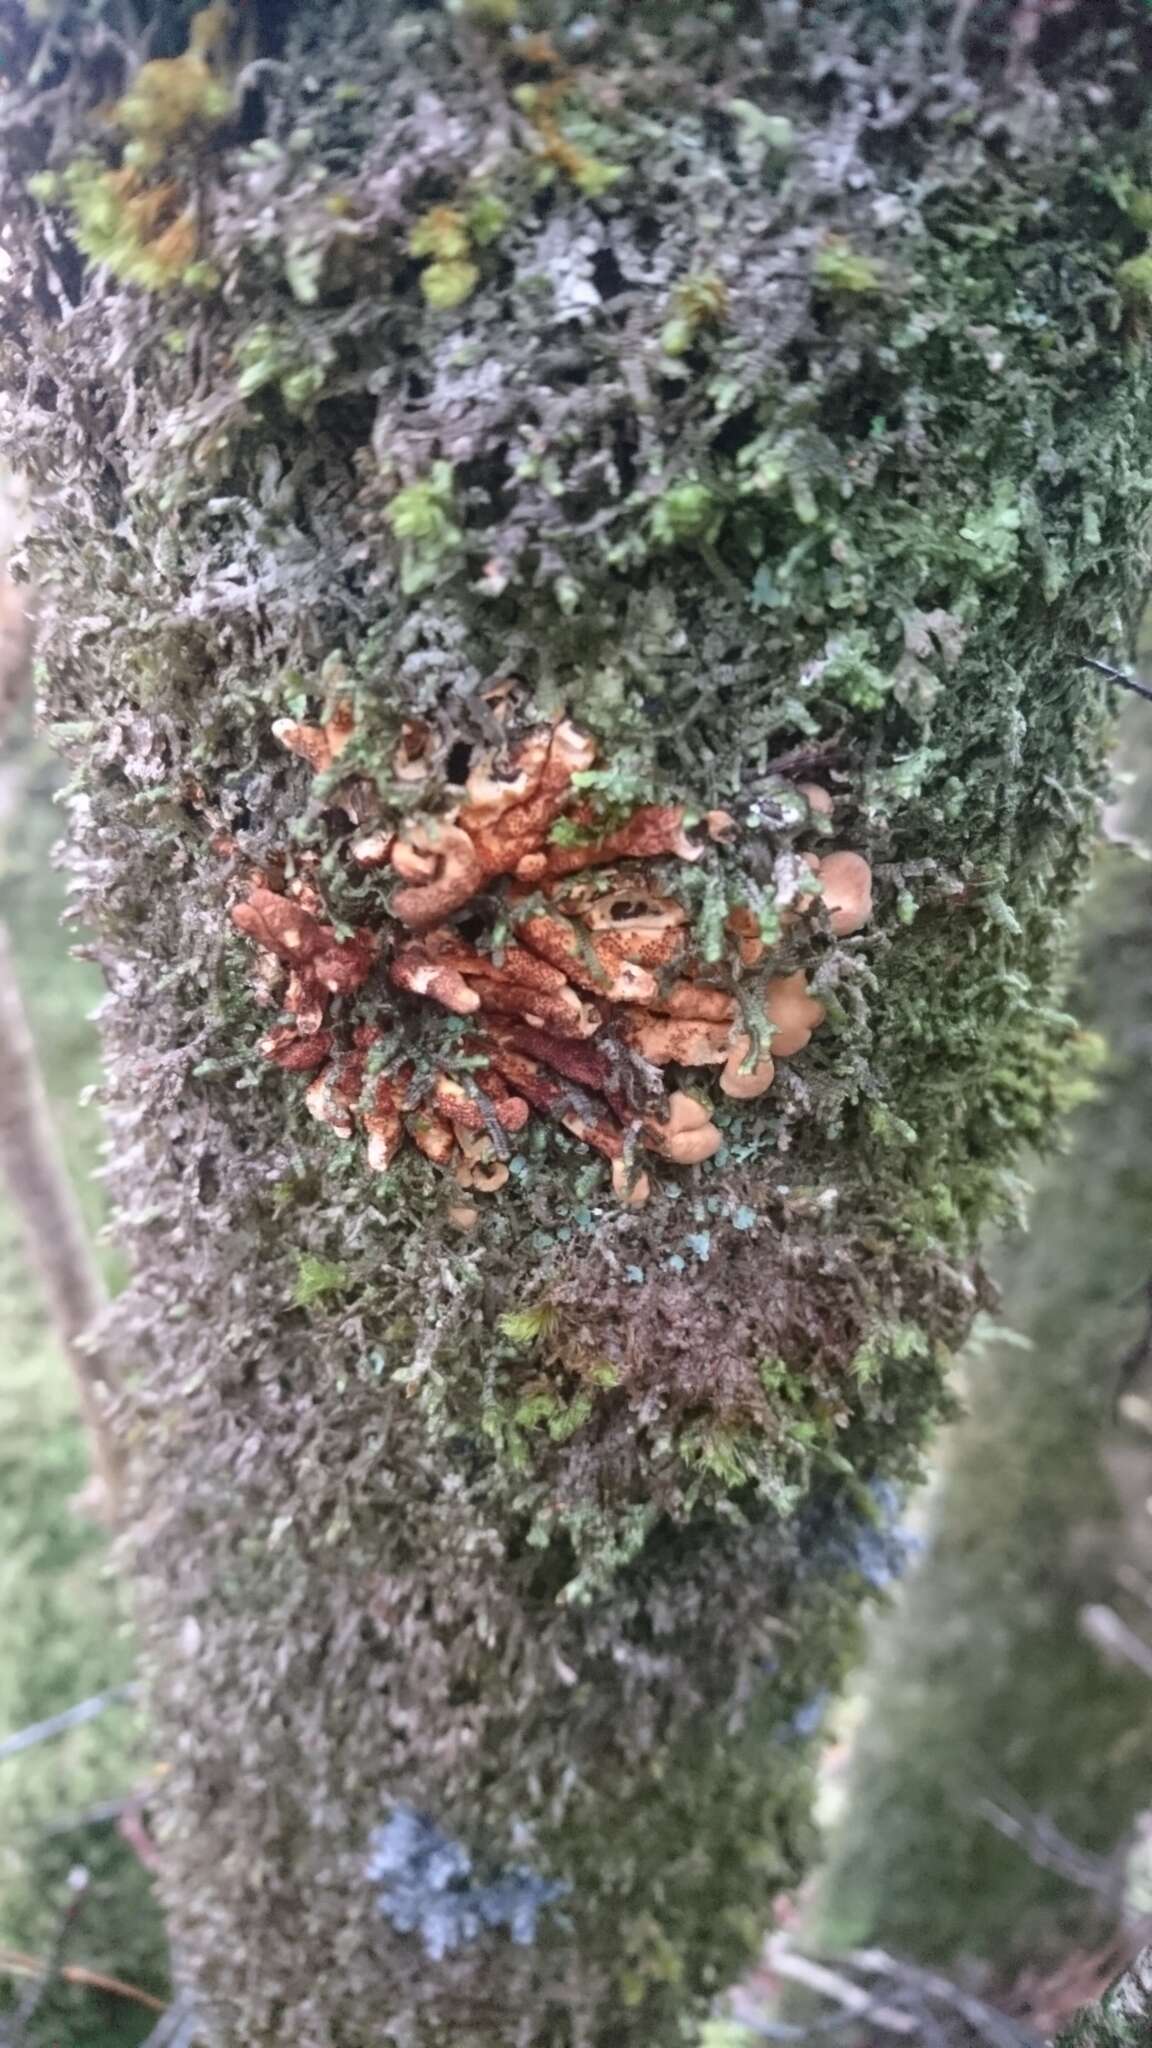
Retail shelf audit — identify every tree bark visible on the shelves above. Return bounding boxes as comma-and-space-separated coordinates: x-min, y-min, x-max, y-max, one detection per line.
3, 2, 1152, 2042
1056, 1947, 1152, 2048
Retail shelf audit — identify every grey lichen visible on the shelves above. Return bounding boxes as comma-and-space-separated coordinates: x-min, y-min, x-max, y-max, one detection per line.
367, 1805, 568, 1959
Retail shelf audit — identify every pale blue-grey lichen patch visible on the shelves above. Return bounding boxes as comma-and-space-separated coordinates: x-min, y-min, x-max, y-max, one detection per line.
367, 1805, 568, 1958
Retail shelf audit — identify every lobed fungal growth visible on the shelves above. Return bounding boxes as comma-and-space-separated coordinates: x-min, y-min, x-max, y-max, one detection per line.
229, 701, 871, 1204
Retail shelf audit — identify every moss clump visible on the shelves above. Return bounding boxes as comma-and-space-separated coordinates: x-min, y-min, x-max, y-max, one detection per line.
661, 275, 728, 357
1116, 248, 1152, 301
383, 465, 463, 593
648, 480, 720, 544
25, 1, 234, 292
292, 1253, 350, 1306
31, 160, 209, 292
812, 234, 885, 294
408, 207, 480, 309
113, 2, 234, 169
233, 324, 331, 411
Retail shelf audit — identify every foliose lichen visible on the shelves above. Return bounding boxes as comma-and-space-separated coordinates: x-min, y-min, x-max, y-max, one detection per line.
367, 1804, 568, 1958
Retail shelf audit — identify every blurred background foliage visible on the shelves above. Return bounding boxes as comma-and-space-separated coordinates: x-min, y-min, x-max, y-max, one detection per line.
0, 731, 167, 2045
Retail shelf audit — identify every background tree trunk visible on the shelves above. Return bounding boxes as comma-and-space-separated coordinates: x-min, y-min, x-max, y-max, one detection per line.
811, 707, 1152, 2020
4, 3, 1152, 2042
1057, 1947, 1152, 2048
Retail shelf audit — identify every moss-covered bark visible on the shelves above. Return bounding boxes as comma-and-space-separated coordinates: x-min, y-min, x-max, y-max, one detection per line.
1057, 1949, 1152, 2048
810, 713, 1152, 1997
4, 2, 1152, 2042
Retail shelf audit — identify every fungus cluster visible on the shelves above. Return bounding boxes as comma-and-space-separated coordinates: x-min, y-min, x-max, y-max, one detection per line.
229, 705, 873, 1205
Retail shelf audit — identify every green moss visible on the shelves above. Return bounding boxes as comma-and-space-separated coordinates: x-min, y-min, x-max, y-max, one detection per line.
496, 1303, 560, 1344
1116, 248, 1152, 301
420, 257, 480, 309
39, 158, 207, 292
661, 275, 728, 357
814, 723, 1152, 1979
467, 192, 511, 246
234, 324, 331, 410
648, 481, 720, 544
448, 0, 519, 22
112, 1, 234, 169
408, 207, 471, 262
812, 234, 885, 294
292, 1253, 350, 1305
383, 465, 463, 593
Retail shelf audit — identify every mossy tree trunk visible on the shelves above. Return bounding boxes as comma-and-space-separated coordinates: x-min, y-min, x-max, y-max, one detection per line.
4, 3, 1152, 2043
1057, 1949, 1152, 2048
811, 712, 1152, 2013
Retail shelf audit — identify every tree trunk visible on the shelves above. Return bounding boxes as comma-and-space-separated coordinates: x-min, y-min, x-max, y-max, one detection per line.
1057, 1948, 1152, 2048
3, 3, 1152, 2042
811, 708, 1152, 2009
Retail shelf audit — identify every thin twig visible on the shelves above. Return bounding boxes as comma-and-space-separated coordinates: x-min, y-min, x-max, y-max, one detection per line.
973, 1788, 1122, 1900
764, 1935, 918, 2035
1080, 1603, 1152, 1682
42, 1794, 133, 1837
0, 1683, 137, 1764
0, 1945, 165, 2014
1080, 657, 1152, 704
5, 1866, 91, 2044
845, 1947, 1045, 2048
137, 1990, 205, 2048
750, 1936, 1047, 2048
946, 0, 980, 69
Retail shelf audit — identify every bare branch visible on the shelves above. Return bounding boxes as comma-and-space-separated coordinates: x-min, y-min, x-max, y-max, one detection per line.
763, 1935, 918, 2035
845, 1947, 1045, 2048
0, 1945, 165, 2016
136, 1991, 206, 2048
1079, 1605, 1152, 1683
755, 1936, 1044, 2046
0, 1683, 137, 1764
1, 1866, 91, 2047
973, 1789, 1123, 1900
42, 1794, 135, 1837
